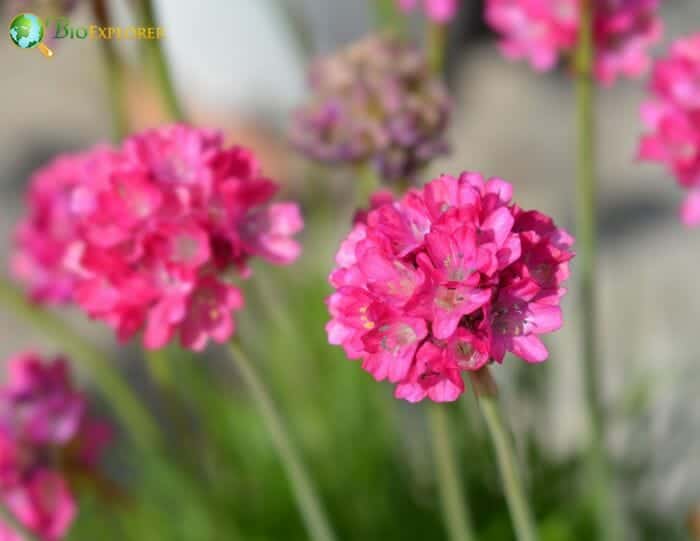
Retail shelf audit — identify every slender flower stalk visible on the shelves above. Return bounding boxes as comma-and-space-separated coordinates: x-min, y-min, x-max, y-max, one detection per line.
92, 0, 128, 141
0, 503, 41, 541
139, 0, 184, 122
226, 341, 337, 541
146, 348, 175, 390
357, 163, 381, 207
471, 369, 537, 541
428, 404, 476, 541
428, 22, 447, 74
371, 0, 404, 32
574, 2, 622, 539
102, 44, 128, 141
0, 278, 160, 451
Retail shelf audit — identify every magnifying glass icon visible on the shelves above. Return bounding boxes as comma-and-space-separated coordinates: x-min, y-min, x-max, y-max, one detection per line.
8, 13, 54, 58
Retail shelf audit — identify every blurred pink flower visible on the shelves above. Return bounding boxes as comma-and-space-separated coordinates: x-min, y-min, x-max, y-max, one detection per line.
3, 471, 75, 541
638, 34, 700, 227
11, 154, 89, 305
326, 172, 573, 402
485, 0, 662, 85
397, 0, 459, 23
13, 125, 304, 351
0, 354, 83, 446
593, 0, 663, 84
0, 353, 111, 541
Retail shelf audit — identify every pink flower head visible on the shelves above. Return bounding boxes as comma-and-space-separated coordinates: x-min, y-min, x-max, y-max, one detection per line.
638, 34, 700, 227
327, 172, 574, 402
396, 0, 459, 23
12, 125, 304, 351
486, 0, 579, 71
485, 0, 662, 85
3, 471, 76, 541
0, 353, 83, 446
11, 153, 89, 304
0, 353, 111, 541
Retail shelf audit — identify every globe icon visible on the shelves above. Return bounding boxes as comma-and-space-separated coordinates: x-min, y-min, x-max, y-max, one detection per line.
8, 13, 44, 49
8, 13, 53, 57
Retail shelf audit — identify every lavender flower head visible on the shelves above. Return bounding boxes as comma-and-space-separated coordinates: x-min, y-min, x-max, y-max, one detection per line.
291, 35, 451, 183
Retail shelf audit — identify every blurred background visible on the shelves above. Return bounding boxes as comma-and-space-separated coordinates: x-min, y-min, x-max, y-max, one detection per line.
1, 0, 700, 539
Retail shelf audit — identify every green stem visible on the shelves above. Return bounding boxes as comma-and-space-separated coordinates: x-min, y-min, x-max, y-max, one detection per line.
575, 2, 622, 539
0, 278, 160, 451
370, 0, 405, 33
356, 163, 380, 207
103, 49, 128, 141
428, 405, 476, 541
472, 371, 537, 541
428, 22, 447, 74
139, 0, 185, 122
0, 503, 40, 541
145, 348, 180, 428
226, 341, 336, 541
93, 0, 128, 141
145, 347, 175, 390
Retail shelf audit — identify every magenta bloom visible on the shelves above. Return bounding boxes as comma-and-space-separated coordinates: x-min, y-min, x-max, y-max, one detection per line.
638, 34, 700, 227
13, 125, 304, 351
326, 172, 573, 403
2, 472, 76, 541
397, 0, 459, 23
12, 154, 88, 305
0, 353, 111, 541
485, 0, 662, 85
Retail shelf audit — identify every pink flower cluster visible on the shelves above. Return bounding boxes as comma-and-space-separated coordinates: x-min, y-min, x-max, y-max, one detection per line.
396, 0, 459, 23
12, 125, 304, 351
485, 0, 662, 85
638, 34, 700, 227
0, 353, 111, 541
326, 172, 573, 402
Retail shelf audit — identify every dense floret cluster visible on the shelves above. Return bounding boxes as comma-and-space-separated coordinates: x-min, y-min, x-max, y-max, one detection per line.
291, 35, 451, 182
12, 125, 303, 350
326, 172, 573, 402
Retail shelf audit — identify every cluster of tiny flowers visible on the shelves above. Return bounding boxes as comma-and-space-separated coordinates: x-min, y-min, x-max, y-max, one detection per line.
485, 0, 662, 85
0, 353, 111, 541
326, 172, 573, 402
291, 35, 451, 183
638, 34, 700, 227
396, 0, 459, 23
12, 124, 304, 351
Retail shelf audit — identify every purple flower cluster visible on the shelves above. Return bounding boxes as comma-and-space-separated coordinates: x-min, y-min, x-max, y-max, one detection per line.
291, 35, 451, 183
